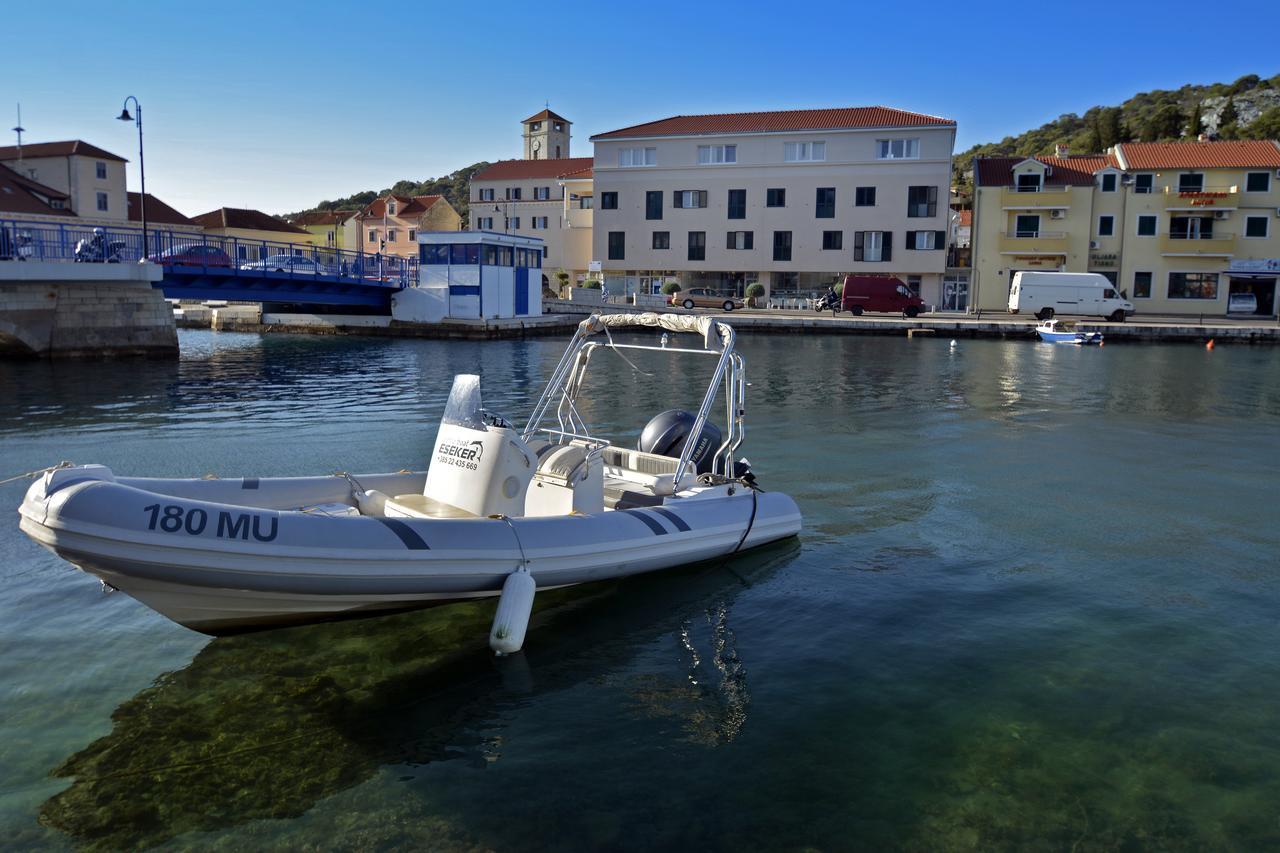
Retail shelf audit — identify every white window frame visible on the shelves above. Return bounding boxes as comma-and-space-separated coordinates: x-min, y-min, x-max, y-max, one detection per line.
1134, 174, 1154, 194
727, 230, 751, 250
1243, 215, 1269, 239
368, 229, 378, 242
1097, 215, 1115, 237
479, 188, 494, 202
618, 147, 656, 167
864, 231, 885, 262
387, 200, 397, 215
1136, 214, 1158, 237
911, 231, 939, 250
387, 228, 398, 242
697, 144, 737, 165
875, 138, 920, 160
1245, 172, 1271, 193
784, 141, 826, 162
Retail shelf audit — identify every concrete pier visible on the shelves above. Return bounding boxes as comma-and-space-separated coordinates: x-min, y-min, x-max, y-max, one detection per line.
0, 262, 177, 358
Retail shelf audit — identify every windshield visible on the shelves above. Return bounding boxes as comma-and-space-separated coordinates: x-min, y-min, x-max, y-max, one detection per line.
441, 374, 486, 431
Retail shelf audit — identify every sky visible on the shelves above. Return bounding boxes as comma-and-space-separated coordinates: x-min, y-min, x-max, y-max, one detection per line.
4, 0, 1278, 217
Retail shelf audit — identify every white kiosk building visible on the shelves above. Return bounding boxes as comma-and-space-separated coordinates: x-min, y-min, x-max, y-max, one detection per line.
398, 231, 545, 323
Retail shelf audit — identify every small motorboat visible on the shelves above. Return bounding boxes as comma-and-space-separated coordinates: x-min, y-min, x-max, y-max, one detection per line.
1035, 319, 1103, 345
19, 313, 802, 652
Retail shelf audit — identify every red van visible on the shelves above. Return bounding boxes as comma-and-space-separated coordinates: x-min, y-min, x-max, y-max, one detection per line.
840, 275, 925, 317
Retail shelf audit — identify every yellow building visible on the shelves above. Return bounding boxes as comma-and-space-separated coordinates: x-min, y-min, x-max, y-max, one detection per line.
191, 206, 317, 260
352, 194, 462, 259
289, 209, 358, 250
971, 140, 1280, 317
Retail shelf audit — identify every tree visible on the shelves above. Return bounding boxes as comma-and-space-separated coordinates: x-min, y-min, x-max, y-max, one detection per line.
1099, 108, 1124, 149
1142, 104, 1185, 141
1228, 74, 1260, 95
1217, 97, 1240, 138
1245, 106, 1280, 140
1082, 124, 1103, 154
1186, 103, 1203, 138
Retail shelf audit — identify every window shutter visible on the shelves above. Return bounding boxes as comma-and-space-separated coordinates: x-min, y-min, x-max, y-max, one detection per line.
854, 231, 864, 262
672, 191, 681, 209
699, 191, 708, 208
882, 232, 892, 262
745, 232, 753, 250
935, 230, 945, 249
928, 186, 938, 217
726, 231, 734, 249
906, 230, 916, 248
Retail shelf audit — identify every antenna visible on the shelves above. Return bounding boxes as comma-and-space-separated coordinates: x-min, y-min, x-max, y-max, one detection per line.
13, 103, 25, 161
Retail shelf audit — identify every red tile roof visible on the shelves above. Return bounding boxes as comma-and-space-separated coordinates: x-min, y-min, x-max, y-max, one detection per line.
1116, 140, 1280, 170
974, 154, 1119, 187
591, 106, 955, 140
522, 109, 570, 124
290, 209, 359, 227
358, 194, 447, 219
191, 207, 310, 234
0, 163, 76, 216
128, 192, 194, 226
472, 157, 594, 182
0, 140, 128, 163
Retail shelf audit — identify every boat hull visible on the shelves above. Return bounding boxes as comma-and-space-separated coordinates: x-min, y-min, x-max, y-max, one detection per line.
20, 472, 801, 635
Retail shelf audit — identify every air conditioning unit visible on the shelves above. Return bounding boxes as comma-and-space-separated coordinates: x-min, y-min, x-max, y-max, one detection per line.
1089, 240, 1100, 249
1213, 210, 1230, 220
1049, 209, 1065, 220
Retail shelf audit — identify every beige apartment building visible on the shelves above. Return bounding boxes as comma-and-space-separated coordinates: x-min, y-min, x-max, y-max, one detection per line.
971, 139, 1280, 317
588, 107, 958, 303
0, 140, 130, 221
470, 111, 594, 286
351, 194, 461, 259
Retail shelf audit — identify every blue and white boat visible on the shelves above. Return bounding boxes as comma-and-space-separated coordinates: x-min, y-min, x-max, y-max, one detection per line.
1036, 319, 1103, 345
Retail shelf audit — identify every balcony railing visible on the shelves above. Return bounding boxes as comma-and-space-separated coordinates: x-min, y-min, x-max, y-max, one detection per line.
997, 230, 1069, 254
1164, 185, 1238, 195
1160, 233, 1236, 255
1003, 230, 1066, 239
1000, 186, 1072, 208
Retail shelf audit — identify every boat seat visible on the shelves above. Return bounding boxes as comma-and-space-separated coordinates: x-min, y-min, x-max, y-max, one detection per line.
603, 482, 664, 510
536, 445, 590, 486
384, 494, 478, 519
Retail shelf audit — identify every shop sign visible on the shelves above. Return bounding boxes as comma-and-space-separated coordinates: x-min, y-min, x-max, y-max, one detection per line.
1089, 253, 1118, 267
1014, 255, 1061, 267
1228, 258, 1280, 273
1179, 191, 1229, 206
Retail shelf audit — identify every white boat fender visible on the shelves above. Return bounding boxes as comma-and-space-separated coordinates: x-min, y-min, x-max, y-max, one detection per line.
490, 567, 536, 656
356, 489, 389, 516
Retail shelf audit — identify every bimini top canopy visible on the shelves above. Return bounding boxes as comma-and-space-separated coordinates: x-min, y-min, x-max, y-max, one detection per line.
577, 312, 733, 351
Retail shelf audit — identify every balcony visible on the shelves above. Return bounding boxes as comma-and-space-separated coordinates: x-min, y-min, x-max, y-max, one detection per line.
1000, 186, 1072, 208
998, 230, 1069, 255
1160, 233, 1236, 256
1163, 184, 1238, 210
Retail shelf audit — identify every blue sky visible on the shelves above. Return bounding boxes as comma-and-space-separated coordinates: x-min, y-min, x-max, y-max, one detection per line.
4, 0, 1277, 217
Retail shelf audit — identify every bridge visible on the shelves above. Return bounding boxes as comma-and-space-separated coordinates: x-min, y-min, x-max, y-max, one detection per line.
0, 218, 417, 309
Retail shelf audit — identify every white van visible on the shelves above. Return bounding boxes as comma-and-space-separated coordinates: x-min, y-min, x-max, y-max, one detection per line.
1008, 271, 1134, 322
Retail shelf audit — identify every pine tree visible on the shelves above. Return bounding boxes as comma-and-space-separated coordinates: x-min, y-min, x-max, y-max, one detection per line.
1099, 108, 1124, 149
1186, 103, 1203, 138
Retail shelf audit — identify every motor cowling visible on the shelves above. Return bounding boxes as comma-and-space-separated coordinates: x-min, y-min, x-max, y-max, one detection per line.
638, 409, 721, 474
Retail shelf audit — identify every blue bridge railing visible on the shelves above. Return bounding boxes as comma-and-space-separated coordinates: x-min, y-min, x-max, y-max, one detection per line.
0, 218, 417, 287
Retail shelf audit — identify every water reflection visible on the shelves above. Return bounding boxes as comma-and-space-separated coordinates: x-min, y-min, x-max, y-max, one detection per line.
41, 542, 797, 850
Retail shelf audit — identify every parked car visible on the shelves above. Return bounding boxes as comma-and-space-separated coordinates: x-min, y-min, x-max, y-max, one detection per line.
147, 244, 234, 268
840, 275, 927, 317
240, 254, 331, 275
1227, 292, 1258, 316
669, 288, 744, 311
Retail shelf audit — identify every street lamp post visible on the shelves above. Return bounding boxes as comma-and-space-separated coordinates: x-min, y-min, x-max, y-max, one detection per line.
117, 97, 147, 258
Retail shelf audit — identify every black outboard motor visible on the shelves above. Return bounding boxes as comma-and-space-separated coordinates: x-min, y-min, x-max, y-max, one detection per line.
638, 409, 722, 474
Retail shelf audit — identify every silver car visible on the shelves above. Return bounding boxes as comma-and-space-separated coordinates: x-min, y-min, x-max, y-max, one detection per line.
240, 254, 331, 275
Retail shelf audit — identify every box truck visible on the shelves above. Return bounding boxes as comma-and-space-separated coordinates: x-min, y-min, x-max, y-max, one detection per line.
1008, 272, 1133, 322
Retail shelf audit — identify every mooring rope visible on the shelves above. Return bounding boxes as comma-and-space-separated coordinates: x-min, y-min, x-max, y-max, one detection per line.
0, 461, 74, 487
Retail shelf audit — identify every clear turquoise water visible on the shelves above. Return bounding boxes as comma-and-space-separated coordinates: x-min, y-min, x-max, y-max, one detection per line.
2, 330, 1279, 851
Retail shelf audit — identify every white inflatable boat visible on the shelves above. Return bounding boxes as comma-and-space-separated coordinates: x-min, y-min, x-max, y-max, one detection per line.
19, 313, 801, 651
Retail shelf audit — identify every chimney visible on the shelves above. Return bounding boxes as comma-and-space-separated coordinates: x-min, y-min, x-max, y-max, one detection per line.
1054, 143, 1070, 158
1198, 133, 1209, 143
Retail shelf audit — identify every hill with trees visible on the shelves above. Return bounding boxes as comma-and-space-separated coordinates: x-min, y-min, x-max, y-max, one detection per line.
955, 72, 1280, 189
283, 161, 490, 223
